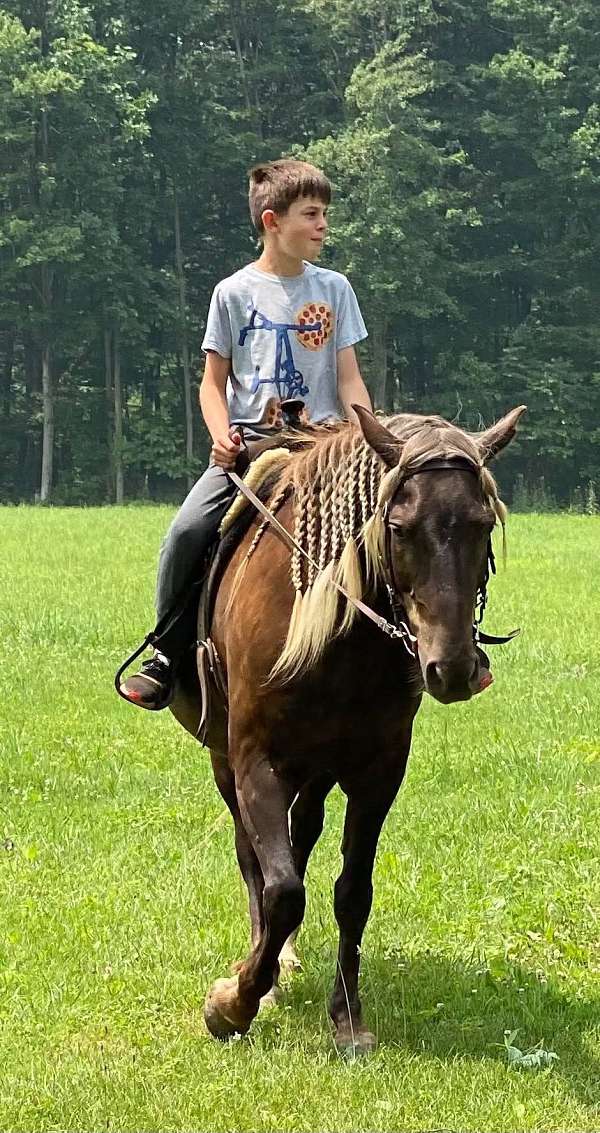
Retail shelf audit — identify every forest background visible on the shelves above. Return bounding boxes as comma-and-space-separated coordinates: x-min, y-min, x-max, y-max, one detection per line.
1, 0, 599, 508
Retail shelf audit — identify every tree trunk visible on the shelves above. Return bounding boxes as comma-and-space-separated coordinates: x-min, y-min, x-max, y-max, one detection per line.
113, 326, 124, 504
229, 1, 252, 113
413, 328, 427, 402
39, 99, 54, 504
372, 313, 388, 412
174, 188, 194, 491
40, 340, 53, 502
2, 335, 14, 418
22, 332, 39, 497
39, 260, 53, 503
104, 326, 114, 499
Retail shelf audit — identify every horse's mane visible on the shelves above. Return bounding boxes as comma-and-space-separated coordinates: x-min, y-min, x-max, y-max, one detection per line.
228, 414, 506, 683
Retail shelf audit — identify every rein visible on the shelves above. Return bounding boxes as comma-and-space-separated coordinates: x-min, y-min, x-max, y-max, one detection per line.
228, 456, 519, 659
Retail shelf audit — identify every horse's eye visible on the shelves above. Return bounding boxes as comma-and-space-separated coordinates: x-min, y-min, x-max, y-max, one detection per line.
390, 523, 404, 539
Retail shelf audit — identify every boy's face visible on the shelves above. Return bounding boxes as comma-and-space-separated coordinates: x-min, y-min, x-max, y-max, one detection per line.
261, 196, 328, 262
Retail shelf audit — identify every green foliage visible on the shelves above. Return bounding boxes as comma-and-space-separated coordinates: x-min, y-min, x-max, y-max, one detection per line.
1, 0, 600, 503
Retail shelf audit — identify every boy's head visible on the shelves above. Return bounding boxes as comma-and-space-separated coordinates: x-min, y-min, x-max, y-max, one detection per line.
248, 159, 331, 261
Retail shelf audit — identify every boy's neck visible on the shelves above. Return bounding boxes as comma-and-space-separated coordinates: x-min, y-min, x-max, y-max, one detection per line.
253, 245, 306, 278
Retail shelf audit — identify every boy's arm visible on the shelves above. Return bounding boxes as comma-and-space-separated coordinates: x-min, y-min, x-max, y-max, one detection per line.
337, 345, 373, 423
199, 351, 241, 469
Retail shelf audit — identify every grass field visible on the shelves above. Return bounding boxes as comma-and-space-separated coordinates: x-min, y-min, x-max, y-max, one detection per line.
1, 506, 599, 1132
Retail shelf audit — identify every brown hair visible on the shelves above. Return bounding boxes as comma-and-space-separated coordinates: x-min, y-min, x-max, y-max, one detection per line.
248, 159, 331, 234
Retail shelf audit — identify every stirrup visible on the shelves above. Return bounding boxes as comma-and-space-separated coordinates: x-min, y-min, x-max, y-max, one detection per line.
114, 632, 157, 703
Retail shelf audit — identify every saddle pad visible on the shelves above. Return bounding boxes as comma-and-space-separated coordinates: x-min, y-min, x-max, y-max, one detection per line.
219, 448, 291, 535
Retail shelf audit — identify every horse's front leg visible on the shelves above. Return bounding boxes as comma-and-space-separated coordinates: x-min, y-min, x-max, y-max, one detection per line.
204, 752, 303, 1040
279, 772, 336, 975
210, 751, 264, 951
331, 749, 409, 1057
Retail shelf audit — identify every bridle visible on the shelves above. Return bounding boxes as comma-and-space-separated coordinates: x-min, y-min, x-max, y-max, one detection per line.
227, 455, 519, 661
380, 457, 519, 657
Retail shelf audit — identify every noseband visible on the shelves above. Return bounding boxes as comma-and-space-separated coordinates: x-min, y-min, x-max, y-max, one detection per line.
382, 457, 519, 657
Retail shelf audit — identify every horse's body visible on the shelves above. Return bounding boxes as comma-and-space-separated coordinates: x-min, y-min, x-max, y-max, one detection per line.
170, 405, 525, 1054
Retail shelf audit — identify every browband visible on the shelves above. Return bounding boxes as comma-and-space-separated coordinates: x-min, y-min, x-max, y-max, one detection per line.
402, 457, 480, 480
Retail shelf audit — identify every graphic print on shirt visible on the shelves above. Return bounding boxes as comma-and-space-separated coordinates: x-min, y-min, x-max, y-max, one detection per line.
261, 396, 284, 429
238, 301, 335, 399
295, 302, 334, 351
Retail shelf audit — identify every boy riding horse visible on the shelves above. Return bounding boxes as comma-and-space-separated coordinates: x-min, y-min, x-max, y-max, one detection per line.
119, 159, 373, 709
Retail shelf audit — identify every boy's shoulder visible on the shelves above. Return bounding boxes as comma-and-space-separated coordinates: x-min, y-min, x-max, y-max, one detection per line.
213, 262, 353, 297
305, 263, 353, 290
211, 265, 253, 297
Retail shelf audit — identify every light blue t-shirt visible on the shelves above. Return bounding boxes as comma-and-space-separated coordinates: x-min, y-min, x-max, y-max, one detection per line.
201, 261, 368, 431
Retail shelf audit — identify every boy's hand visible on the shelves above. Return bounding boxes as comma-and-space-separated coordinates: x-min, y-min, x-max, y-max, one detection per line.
211, 431, 243, 470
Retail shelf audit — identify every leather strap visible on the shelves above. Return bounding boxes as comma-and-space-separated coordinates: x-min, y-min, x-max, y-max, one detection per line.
477, 628, 520, 645
226, 469, 417, 652
402, 457, 480, 479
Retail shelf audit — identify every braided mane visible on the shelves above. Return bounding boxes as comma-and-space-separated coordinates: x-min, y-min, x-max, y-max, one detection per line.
229, 414, 506, 683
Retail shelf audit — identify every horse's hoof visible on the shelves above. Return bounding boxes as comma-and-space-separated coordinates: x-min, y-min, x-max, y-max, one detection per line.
204, 976, 252, 1041
259, 985, 283, 1011
334, 1025, 377, 1058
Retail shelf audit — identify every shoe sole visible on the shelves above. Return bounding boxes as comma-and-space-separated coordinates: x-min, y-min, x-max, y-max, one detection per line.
118, 681, 174, 711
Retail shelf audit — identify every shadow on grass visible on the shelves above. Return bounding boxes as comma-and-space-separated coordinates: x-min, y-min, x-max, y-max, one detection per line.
273, 948, 600, 1106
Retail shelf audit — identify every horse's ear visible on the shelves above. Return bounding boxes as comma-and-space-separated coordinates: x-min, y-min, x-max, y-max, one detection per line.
473, 405, 527, 462
352, 405, 402, 469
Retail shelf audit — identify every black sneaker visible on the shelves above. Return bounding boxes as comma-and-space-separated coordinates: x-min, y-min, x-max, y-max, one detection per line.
119, 653, 174, 711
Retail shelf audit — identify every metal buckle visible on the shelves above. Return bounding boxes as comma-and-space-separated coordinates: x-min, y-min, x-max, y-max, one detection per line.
378, 616, 417, 656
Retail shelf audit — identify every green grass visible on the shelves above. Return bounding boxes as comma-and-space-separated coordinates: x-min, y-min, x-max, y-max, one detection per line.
0, 506, 599, 1132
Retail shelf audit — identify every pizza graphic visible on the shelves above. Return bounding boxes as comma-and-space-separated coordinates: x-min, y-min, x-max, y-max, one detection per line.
295, 302, 335, 351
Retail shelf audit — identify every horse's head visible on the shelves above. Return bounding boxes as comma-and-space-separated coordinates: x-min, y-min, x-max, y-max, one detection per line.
355, 405, 526, 704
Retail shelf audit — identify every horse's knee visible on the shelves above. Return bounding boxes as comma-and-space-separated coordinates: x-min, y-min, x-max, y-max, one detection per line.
334, 874, 372, 933
263, 874, 305, 932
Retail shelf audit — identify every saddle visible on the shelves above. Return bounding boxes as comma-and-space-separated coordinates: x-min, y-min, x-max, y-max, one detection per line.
195, 401, 308, 743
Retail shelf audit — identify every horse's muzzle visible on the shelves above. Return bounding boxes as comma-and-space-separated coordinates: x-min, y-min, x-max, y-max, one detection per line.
424, 653, 481, 704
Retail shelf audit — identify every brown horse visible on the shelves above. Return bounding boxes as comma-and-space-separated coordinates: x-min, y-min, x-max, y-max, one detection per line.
170, 404, 525, 1055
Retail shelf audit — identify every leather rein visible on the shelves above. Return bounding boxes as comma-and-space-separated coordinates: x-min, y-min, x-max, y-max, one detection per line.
227, 455, 519, 661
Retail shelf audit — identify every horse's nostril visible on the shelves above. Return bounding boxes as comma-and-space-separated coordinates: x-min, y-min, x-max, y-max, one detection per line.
425, 660, 445, 691
426, 657, 478, 697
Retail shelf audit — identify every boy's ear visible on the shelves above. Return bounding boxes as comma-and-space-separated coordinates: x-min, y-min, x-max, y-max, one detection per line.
261, 208, 277, 232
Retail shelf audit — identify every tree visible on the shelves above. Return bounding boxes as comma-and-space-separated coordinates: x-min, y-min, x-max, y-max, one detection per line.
2, 0, 600, 505
0, 1, 154, 501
